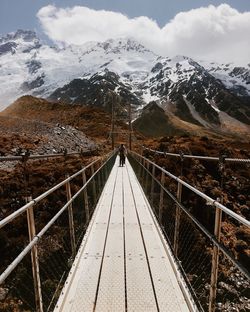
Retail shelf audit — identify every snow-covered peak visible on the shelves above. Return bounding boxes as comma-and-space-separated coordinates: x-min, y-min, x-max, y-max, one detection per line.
199, 60, 250, 96
0, 29, 41, 56
0, 29, 249, 111
0, 29, 37, 43
171, 55, 190, 63
0, 32, 160, 109
67, 37, 155, 58
98, 38, 153, 54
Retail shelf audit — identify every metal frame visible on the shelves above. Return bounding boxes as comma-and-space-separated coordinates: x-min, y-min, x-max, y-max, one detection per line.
1, 148, 249, 311
65, 174, 77, 257
26, 197, 43, 312
0, 151, 116, 311
0, 158, 102, 229
129, 151, 250, 312
131, 152, 249, 227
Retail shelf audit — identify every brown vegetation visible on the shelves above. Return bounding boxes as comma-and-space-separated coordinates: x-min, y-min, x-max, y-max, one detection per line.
0, 95, 112, 140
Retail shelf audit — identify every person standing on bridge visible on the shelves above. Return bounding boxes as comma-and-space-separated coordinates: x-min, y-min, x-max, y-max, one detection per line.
119, 144, 127, 167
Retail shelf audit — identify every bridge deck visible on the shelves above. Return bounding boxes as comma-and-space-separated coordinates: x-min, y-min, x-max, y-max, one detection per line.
54, 157, 194, 312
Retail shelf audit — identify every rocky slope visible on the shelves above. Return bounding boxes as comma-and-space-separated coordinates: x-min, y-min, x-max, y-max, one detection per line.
0, 96, 117, 168
0, 95, 116, 139
132, 101, 186, 137
0, 30, 250, 134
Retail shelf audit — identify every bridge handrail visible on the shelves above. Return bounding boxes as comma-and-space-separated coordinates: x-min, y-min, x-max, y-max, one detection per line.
0, 152, 112, 229
0, 149, 97, 162
129, 150, 249, 311
130, 151, 250, 228
142, 146, 250, 163
133, 154, 250, 279
0, 151, 115, 285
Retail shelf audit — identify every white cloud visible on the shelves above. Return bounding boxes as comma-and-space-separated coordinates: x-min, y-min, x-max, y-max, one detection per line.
37, 4, 250, 64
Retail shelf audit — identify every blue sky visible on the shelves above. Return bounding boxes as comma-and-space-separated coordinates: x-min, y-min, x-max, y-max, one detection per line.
0, 0, 249, 36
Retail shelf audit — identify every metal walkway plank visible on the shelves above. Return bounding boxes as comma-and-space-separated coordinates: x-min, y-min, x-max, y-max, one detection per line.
95, 164, 125, 311
123, 163, 158, 311
126, 164, 191, 312
54, 156, 195, 312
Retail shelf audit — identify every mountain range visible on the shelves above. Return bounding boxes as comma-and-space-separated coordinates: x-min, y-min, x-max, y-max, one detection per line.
0, 29, 249, 135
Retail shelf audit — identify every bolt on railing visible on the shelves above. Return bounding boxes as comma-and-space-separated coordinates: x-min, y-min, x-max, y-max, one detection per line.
128, 151, 250, 312
0, 151, 116, 312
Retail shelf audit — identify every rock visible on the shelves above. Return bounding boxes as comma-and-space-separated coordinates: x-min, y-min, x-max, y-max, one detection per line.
242, 288, 250, 298
0, 287, 8, 300
218, 282, 239, 299
237, 194, 246, 204
0, 42, 17, 55
239, 204, 249, 217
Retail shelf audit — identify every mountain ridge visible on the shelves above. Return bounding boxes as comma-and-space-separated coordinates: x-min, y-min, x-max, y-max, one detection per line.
0, 29, 250, 134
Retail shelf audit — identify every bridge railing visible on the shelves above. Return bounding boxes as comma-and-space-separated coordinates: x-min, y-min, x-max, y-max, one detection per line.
0, 151, 116, 312
141, 146, 250, 164
128, 151, 250, 312
0, 147, 97, 162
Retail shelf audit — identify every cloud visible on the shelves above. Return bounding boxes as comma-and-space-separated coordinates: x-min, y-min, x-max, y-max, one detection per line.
37, 4, 250, 64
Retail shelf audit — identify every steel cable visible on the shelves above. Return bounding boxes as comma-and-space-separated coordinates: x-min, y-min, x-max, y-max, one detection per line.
142, 146, 250, 163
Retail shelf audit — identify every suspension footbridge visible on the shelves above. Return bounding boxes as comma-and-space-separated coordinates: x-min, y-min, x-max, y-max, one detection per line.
54, 157, 193, 311
0, 150, 249, 312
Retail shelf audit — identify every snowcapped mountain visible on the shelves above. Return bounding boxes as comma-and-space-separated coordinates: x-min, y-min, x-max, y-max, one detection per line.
200, 61, 250, 97
0, 30, 157, 109
0, 29, 249, 130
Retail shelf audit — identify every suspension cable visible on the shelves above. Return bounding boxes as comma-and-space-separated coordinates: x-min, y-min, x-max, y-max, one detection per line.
130, 151, 250, 228
141, 146, 250, 163
0, 148, 97, 162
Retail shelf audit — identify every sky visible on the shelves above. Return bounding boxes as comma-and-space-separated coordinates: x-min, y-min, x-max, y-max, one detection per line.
0, 0, 250, 63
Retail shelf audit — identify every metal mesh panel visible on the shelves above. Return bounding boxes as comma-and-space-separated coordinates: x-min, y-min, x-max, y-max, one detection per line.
0, 253, 35, 312
38, 208, 72, 311
129, 152, 250, 312
0, 153, 116, 312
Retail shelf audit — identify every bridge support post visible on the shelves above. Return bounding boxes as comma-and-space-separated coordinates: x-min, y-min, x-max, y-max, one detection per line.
128, 102, 132, 151
26, 197, 44, 312
159, 171, 165, 223
138, 150, 143, 177
209, 207, 222, 312
97, 161, 102, 197
82, 170, 90, 224
145, 162, 150, 192
150, 165, 156, 205
105, 164, 108, 181
138, 156, 143, 179
91, 164, 97, 204
142, 158, 146, 184
65, 176, 76, 258
100, 161, 104, 191
173, 181, 182, 256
